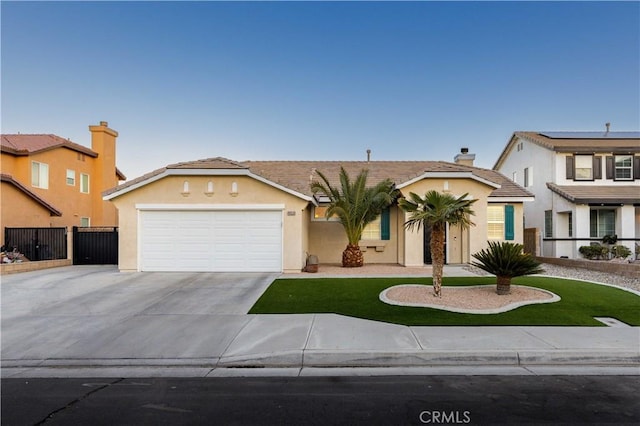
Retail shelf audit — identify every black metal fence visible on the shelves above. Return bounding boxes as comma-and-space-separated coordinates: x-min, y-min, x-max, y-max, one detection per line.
3, 227, 68, 261
73, 227, 118, 265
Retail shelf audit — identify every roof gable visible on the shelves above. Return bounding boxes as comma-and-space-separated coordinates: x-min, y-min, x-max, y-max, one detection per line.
0, 173, 62, 216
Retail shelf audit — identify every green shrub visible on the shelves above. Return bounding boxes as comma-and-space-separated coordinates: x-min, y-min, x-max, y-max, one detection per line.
611, 245, 632, 259
579, 245, 609, 260
602, 234, 618, 245
471, 241, 544, 295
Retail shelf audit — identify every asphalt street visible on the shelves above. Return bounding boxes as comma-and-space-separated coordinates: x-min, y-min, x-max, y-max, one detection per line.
2, 376, 639, 425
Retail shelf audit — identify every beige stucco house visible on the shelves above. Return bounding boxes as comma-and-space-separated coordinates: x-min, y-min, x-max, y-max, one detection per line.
104, 150, 533, 273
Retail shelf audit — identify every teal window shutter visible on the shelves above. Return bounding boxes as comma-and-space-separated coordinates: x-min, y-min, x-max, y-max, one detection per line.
504, 205, 515, 240
381, 208, 390, 240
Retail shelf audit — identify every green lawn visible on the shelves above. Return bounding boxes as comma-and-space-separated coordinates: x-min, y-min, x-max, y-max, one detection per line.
249, 276, 640, 326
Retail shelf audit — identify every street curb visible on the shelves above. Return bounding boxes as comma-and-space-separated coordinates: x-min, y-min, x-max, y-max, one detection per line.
4, 350, 637, 370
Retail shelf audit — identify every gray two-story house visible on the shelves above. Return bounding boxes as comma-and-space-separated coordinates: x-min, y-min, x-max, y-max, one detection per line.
494, 128, 640, 259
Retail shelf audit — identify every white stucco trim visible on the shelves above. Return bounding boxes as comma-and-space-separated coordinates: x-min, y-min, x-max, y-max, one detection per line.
135, 203, 286, 211
104, 168, 313, 202
396, 172, 501, 190
488, 197, 535, 203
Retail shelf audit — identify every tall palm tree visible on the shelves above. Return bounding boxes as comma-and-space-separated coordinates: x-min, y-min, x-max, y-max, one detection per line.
400, 190, 476, 297
311, 167, 397, 267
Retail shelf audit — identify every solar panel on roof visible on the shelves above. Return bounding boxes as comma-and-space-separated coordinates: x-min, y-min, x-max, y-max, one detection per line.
540, 131, 640, 139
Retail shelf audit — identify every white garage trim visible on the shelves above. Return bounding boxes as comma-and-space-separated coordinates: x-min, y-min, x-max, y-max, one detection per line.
136, 203, 286, 211
137, 206, 284, 272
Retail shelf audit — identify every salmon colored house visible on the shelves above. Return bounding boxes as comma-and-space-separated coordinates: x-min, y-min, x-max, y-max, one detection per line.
1, 121, 126, 238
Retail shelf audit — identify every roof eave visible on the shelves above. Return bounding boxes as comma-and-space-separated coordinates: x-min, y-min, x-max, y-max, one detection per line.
396, 171, 501, 190
103, 168, 314, 202
0, 175, 62, 216
554, 146, 640, 154
488, 196, 535, 203
492, 133, 520, 170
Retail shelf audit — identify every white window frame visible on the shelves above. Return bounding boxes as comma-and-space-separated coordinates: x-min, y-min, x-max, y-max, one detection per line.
80, 173, 90, 194
312, 205, 339, 221
361, 216, 381, 240
614, 155, 633, 181
512, 171, 517, 183
544, 210, 553, 238
590, 209, 615, 238
80, 217, 91, 227
66, 169, 76, 186
487, 205, 505, 240
524, 167, 532, 187
31, 161, 49, 189
574, 155, 593, 180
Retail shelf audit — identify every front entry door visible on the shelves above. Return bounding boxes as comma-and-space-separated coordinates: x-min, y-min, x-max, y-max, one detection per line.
423, 226, 447, 265
449, 223, 463, 264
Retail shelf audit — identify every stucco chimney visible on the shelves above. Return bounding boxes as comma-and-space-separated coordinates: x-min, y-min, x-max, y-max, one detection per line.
454, 147, 475, 166
89, 121, 119, 226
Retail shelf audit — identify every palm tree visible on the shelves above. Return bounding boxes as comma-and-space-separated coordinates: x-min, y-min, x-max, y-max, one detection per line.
400, 191, 476, 297
311, 167, 397, 267
471, 241, 545, 295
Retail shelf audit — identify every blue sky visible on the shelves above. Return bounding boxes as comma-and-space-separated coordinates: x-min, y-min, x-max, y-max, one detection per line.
2, 1, 639, 181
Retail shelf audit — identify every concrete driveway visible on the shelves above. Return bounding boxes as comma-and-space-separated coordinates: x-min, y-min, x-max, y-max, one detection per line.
3, 265, 638, 378
1, 266, 278, 363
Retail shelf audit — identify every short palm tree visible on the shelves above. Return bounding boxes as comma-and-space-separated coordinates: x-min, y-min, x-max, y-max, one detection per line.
471, 241, 545, 295
400, 191, 476, 297
311, 167, 397, 267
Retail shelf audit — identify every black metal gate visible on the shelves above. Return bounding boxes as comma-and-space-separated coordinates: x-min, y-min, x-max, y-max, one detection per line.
73, 227, 118, 265
3, 227, 68, 261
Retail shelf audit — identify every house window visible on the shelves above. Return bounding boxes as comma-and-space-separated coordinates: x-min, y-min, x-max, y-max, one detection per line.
31, 161, 49, 189
80, 173, 90, 194
614, 155, 633, 180
544, 210, 553, 238
80, 217, 90, 227
362, 216, 381, 240
568, 212, 573, 238
590, 209, 615, 238
313, 206, 339, 221
66, 170, 75, 186
574, 155, 593, 180
512, 171, 517, 183
487, 206, 505, 240
524, 167, 532, 187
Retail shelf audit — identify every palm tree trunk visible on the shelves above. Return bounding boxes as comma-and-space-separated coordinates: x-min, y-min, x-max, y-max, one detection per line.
496, 276, 511, 295
431, 223, 445, 297
342, 244, 364, 267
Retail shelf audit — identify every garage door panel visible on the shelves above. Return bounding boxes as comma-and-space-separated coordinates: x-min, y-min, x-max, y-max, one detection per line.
140, 210, 282, 272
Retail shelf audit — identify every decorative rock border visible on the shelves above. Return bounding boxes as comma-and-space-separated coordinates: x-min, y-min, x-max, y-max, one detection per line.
379, 285, 561, 314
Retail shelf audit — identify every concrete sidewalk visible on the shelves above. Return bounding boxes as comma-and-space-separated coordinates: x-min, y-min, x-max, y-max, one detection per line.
1, 266, 638, 378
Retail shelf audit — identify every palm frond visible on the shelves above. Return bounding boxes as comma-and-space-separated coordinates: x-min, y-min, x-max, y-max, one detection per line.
471, 241, 545, 278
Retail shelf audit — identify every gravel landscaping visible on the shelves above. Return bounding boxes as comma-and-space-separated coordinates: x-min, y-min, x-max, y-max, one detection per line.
464, 263, 640, 293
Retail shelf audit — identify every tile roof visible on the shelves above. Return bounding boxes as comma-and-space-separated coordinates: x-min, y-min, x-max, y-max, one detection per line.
494, 131, 640, 169
1, 134, 98, 157
105, 157, 534, 200
514, 131, 640, 152
2, 134, 126, 180
0, 173, 62, 216
547, 183, 640, 204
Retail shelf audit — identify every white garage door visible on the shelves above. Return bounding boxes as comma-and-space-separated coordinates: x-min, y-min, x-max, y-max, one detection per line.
139, 210, 282, 272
